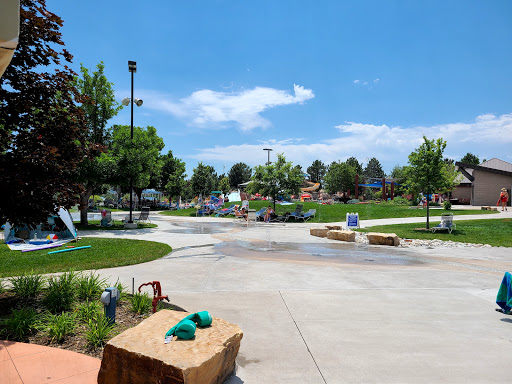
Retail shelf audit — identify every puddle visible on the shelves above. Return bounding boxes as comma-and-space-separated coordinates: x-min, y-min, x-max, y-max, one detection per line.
214, 241, 424, 266
163, 222, 238, 235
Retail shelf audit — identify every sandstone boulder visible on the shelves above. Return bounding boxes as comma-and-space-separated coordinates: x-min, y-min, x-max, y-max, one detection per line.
325, 225, 342, 230
98, 310, 243, 384
327, 230, 355, 242
310, 228, 329, 237
367, 232, 400, 246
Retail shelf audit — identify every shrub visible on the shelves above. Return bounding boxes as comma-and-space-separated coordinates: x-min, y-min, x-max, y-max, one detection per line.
443, 200, 452, 210
130, 292, 152, 314
75, 300, 102, 323
9, 271, 45, 298
76, 272, 108, 301
85, 314, 116, 349
44, 271, 77, 313
38, 312, 76, 343
391, 197, 409, 205
0, 279, 5, 293
1, 308, 38, 340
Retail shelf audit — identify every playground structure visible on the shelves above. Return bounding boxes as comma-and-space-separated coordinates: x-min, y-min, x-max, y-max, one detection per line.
300, 180, 320, 202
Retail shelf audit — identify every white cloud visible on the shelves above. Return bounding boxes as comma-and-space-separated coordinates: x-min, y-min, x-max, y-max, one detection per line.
188, 113, 512, 172
137, 84, 314, 132
353, 80, 360, 84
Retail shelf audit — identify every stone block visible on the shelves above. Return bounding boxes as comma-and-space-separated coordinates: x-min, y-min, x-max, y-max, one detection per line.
310, 228, 329, 237
327, 230, 356, 242
325, 225, 342, 230
98, 310, 243, 384
367, 232, 400, 246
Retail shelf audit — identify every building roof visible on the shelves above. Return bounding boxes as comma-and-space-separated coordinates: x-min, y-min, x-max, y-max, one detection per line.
479, 158, 512, 173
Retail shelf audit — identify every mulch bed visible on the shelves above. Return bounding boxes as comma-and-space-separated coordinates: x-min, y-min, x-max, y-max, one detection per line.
0, 292, 186, 360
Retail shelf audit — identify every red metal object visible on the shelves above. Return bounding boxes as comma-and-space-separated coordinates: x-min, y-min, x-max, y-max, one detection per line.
138, 281, 169, 313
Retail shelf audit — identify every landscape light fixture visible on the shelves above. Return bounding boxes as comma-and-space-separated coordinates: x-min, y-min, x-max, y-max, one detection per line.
125, 60, 142, 228
263, 148, 273, 165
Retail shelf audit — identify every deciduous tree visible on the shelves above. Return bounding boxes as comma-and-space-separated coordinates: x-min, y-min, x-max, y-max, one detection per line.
191, 163, 218, 197
460, 152, 480, 165
160, 150, 186, 200
75, 61, 122, 224
405, 136, 458, 228
0, 0, 86, 226
250, 154, 303, 210
324, 162, 356, 195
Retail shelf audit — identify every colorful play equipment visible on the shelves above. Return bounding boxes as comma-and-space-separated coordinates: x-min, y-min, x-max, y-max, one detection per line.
138, 281, 169, 313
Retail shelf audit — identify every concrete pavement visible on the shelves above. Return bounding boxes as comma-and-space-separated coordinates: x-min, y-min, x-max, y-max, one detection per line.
80, 209, 512, 384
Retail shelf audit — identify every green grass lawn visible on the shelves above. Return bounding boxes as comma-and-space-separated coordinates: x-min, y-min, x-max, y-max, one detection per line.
358, 218, 512, 247
0, 238, 172, 277
74, 221, 157, 231
159, 201, 497, 223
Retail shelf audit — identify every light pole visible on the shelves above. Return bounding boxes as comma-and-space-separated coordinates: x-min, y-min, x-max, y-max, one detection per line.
263, 148, 273, 165
123, 60, 143, 228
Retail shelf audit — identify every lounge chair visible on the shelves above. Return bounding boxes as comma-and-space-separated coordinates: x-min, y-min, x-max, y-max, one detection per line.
241, 200, 249, 210
297, 209, 316, 222
284, 204, 304, 221
255, 208, 268, 221
137, 207, 151, 223
431, 213, 456, 233
216, 204, 236, 217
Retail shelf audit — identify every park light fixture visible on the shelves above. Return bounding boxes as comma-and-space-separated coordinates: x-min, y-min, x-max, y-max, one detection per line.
263, 148, 273, 165
124, 60, 142, 228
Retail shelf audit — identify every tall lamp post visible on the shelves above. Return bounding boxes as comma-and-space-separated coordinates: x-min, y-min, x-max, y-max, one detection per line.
263, 148, 273, 165
122, 61, 143, 228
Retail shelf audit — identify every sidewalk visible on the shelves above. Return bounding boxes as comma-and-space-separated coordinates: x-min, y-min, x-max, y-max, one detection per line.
0, 340, 100, 383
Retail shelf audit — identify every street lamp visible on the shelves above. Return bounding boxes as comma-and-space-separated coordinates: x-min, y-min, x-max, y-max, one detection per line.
124, 60, 143, 228
263, 148, 273, 165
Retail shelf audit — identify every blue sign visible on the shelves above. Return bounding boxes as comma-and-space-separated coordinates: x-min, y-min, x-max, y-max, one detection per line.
346, 213, 359, 229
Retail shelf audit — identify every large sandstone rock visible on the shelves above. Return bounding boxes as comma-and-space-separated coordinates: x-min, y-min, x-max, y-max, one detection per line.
98, 310, 243, 384
325, 225, 342, 230
310, 228, 329, 237
367, 232, 400, 246
327, 230, 355, 242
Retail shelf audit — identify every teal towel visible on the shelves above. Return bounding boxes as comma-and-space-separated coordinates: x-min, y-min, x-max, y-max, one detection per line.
496, 272, 512, 313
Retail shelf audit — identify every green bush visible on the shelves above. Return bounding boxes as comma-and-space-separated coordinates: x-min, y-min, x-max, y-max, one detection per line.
9, 271, 45, 298
38, 312, 76, 343
130, 292, 152, 314
1, 308, 38, 340
391, 197, 409, 205
75, 300, 102, 323
44, 271, 77, 313
85, 314, 116, 349
0, 279, 5, 293
443, 200, 452, 210
76, 272, 108, 301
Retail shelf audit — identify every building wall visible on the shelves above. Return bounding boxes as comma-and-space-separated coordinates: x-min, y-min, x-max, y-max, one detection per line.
451, 184, 472, 203
472, 170, 512, 206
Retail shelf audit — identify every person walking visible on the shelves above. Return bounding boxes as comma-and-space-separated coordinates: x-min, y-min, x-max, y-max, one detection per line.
498, 188, 509, 211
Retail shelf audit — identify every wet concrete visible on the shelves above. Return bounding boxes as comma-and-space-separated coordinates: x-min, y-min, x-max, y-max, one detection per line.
162, 221, 238, 234
214, 240, 425, 266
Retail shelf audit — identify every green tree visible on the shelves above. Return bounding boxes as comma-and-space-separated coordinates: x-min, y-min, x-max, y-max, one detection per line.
219, 177, 230, 196
0, 0, 87, 226
363, 157, 384, 178
460, 152, 480, 165
324, 162, 357, 195
250, 154, 303, 210
109, 125, 164, 206
75, 61, 122, 224
190, 163, 218, 197
228, 162, 252, 189
346, 157, 363, 174
405, 136, 457, 228
388, 165, 407, 196
307, 160, 326, 186
160, 150, 186, 200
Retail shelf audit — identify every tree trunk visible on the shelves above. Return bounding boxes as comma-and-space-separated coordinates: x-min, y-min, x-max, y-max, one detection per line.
135, 187, 144, 209
79, 185, 94, 225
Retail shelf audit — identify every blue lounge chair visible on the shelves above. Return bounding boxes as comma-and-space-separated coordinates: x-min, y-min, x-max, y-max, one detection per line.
255, 208, 268, 221
284, 204, 304, 221
297, 209, 316, 222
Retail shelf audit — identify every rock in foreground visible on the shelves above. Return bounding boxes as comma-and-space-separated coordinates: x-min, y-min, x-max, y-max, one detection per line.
98, 310, 243, 384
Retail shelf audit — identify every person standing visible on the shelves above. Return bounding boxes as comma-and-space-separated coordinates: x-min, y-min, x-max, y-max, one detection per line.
498, 188, 509, 211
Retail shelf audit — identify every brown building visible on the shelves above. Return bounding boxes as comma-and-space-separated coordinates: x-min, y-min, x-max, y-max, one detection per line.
455, 158, 512, 206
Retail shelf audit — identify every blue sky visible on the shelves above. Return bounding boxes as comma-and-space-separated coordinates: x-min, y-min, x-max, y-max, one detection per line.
47, 0, 512, 177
